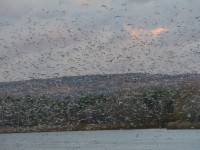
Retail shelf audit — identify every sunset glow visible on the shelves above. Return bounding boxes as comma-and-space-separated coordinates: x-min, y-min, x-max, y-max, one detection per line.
124, 25, 168, 39
150, 27, 168, 36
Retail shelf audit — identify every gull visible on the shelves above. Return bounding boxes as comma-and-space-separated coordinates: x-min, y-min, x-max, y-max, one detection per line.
101, 5, 113, 10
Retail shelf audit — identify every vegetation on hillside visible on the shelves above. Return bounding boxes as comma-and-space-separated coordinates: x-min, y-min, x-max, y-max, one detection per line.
0, 79, 200, 132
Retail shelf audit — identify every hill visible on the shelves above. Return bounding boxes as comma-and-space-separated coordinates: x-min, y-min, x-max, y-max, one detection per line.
0, 73, 200, 133
0, 73, 199, 99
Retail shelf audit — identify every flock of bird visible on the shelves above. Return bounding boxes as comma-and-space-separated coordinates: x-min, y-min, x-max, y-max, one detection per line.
0, 0, 200, 83
0, 1, 200, 135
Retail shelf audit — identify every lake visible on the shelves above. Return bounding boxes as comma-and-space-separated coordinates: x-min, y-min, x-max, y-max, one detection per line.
1, 129, 200, 150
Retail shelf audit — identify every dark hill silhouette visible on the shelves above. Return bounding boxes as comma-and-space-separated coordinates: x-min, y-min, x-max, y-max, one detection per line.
0, 73, 199, 99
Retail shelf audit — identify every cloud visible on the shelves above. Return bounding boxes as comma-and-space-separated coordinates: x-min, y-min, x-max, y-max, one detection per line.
124, 24, 168, 39
150, 27, 168, 36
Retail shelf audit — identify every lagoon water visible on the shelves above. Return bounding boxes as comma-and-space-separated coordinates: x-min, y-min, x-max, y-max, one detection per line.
1, 129, 200, 150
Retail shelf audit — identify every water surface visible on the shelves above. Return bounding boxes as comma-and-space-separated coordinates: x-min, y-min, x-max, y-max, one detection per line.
1, 129, 200, 150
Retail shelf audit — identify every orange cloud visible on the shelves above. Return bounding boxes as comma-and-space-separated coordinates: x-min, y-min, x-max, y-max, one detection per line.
124, 25, 168, 39
124, 25, 143, 39
150, 27, 168, 36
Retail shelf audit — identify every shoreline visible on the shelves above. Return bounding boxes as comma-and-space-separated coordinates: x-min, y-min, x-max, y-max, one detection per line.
1, 121, 200, 134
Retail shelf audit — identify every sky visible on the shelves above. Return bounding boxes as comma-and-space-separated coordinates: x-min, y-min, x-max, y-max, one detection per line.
0, 0, 200, 82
